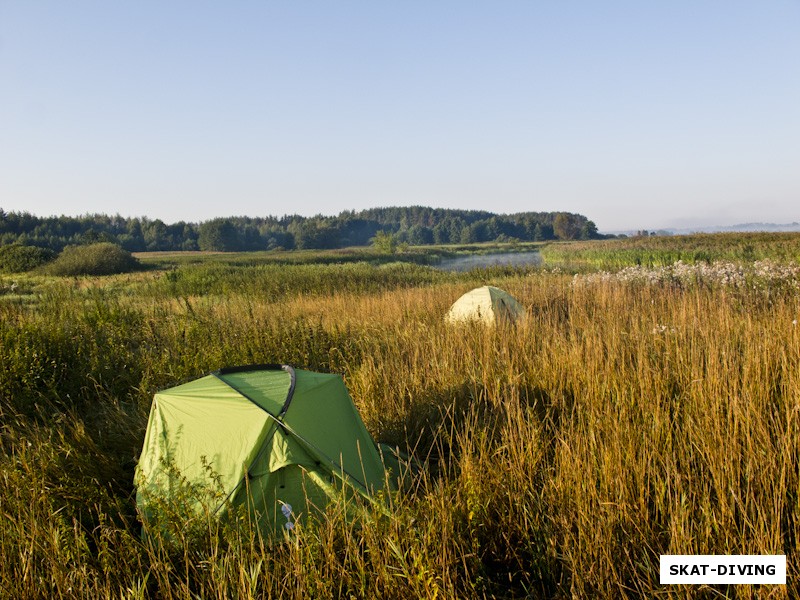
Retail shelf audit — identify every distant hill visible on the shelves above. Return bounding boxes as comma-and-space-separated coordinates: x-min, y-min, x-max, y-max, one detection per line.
609, 222, 800, 237
669, 222, 800, 234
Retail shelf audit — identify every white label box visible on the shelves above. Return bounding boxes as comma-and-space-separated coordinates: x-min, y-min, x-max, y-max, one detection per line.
660, 555, 786, 585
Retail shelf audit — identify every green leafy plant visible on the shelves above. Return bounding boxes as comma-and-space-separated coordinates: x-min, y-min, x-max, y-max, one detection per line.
0, 244, 56, 273
41, 242, 141, 276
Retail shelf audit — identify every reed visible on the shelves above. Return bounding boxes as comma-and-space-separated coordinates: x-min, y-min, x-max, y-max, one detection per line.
0, 250, 797, 598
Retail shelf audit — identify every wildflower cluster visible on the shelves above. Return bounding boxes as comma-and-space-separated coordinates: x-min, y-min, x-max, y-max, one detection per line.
572, 260, 800, 291
651, 324, 676, 335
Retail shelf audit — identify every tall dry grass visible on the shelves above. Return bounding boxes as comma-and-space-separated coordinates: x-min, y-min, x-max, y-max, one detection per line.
0, 261, 798, 598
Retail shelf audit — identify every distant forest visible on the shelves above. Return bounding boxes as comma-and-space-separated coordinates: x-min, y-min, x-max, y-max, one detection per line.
0, 206, 601, 252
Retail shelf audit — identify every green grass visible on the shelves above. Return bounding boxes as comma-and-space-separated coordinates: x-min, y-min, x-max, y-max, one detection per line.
133, 246, 442, 268
134, 241, 544, 269
541, 231, 800, 270
1, 237, 798, 598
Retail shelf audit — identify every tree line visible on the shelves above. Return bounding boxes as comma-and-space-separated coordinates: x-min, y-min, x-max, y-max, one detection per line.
0, 206, 601, 252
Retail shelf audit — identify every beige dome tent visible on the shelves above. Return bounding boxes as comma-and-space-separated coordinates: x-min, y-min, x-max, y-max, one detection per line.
445, 285, 526, 326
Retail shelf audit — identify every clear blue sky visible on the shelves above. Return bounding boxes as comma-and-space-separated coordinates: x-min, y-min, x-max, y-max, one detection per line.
1, 1, 798, 232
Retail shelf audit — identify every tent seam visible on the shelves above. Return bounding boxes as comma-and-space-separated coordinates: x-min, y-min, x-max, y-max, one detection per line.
211, 368, 372, 497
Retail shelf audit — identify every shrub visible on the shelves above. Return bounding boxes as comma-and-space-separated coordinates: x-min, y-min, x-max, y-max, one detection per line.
42, 242, 141, 276
0, 244, 56, 273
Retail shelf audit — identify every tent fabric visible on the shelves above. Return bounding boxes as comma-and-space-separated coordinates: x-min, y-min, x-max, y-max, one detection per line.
445, 285, 526, 325
135, 364, 391, 539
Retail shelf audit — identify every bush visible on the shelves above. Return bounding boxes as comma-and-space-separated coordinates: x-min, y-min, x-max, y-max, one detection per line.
0, 244, 57, 273
42, 243, 141, 276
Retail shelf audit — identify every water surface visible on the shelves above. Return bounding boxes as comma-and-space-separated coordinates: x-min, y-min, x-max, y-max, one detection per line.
435, 251, 542, 272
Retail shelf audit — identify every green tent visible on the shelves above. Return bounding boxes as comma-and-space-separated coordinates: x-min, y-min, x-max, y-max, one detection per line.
135, 364, 392, 538
445, 285, 526, 326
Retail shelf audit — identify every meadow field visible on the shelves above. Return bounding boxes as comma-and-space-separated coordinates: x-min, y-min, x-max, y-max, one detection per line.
1, 232, 799, 598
